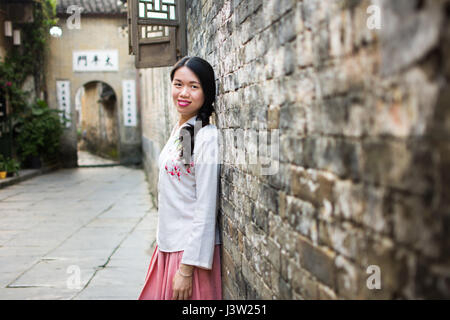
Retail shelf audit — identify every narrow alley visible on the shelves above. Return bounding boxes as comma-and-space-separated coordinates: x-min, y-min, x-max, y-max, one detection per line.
1, 0, 449, 301
0, 165, 157, 299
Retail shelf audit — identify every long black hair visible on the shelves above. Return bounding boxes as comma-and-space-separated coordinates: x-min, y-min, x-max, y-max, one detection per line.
170, 56, 216, 168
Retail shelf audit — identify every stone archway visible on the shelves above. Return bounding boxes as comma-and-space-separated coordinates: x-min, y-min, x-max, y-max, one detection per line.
75, 81, 120, 166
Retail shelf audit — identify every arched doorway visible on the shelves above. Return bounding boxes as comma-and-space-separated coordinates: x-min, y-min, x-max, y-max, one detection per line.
75, 81, 120, 166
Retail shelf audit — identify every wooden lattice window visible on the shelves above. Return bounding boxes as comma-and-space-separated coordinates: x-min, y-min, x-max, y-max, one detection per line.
128, 0, 187, 68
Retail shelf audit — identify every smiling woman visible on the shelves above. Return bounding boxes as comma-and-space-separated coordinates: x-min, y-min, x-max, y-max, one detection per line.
138, 56, 222, 301
171, 66, 205, 119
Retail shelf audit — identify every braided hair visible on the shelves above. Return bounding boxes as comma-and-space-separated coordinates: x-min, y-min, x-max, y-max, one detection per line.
170, 56, 216, 169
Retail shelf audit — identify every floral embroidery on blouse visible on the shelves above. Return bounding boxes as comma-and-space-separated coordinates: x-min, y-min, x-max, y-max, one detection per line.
164, 136, 194, 181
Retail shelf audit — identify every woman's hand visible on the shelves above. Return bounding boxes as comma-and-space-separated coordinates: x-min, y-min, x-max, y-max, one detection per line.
172, 264, 194, 300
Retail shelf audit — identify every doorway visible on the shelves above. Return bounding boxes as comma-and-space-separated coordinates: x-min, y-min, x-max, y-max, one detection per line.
75, 81, 120, 166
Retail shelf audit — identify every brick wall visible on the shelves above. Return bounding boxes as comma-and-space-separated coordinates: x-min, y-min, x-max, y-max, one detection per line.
140, 0, 450, 299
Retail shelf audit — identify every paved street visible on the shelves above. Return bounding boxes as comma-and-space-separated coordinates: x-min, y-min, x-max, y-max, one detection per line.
77, 150, 120, 167
0, 165, 158, 300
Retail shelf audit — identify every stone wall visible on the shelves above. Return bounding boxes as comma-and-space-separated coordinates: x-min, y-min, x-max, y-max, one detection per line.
140, 0, 450, 299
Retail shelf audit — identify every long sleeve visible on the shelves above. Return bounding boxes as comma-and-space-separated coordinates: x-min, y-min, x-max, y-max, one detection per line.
181, 126, 220, 269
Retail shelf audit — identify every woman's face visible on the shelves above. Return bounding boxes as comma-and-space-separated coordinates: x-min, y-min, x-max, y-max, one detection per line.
171, 66, 205, 118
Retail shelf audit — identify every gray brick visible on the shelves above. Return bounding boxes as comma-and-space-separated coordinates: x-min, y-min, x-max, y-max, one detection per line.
297, 235, 336, 289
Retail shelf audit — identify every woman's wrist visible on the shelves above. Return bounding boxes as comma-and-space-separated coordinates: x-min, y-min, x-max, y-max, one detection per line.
178, 263, 194, 276
177, 269, 193, 277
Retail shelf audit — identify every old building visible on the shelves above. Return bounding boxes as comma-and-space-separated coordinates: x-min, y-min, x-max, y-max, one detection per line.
136, 0, 450, 299
46, 0, 141, 167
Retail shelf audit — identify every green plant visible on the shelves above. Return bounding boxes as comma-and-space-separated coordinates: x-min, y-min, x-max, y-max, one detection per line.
14, 99, 68, 162
4, 158, 20, 175
0, 0, 58, 115
0, 155, 20, 175
108, 147, 118, 160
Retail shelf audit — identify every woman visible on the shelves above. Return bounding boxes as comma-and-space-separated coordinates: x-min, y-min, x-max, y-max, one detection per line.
138, 56, 222, 300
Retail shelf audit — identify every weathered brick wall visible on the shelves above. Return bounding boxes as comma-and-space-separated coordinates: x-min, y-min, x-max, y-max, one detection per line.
139, 0, 450, 299
183, 0, 450, 299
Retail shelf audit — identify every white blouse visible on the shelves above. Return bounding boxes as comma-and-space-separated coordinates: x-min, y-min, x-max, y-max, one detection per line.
156, 114, 221, 270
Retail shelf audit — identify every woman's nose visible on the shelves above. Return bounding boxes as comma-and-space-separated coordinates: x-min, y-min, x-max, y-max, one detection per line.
180, 87, 189, 96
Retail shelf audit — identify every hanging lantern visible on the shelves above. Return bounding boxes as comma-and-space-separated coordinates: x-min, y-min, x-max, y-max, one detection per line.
49, 26, 63, 38
13, 30, 21, 45
4, 21, 12, 37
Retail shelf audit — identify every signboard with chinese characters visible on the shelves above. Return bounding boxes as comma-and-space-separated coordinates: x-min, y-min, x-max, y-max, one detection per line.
122, 80, 137, 127
73, 50, 119, 72
56, 80, 71, 128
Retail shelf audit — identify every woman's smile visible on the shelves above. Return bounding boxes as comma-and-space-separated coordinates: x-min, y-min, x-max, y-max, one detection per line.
178, 100, 192, 107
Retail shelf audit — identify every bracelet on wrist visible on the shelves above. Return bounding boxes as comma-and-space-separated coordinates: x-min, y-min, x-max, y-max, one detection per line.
177, 269, 193, 278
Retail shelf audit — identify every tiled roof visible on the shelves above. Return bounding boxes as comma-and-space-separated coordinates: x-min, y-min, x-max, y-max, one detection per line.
2, 0, 38, 3
1, 0, 39, 5
56, 0, 127, 15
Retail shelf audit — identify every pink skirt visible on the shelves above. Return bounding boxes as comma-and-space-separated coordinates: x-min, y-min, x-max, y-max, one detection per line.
138, 244, 222, 300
